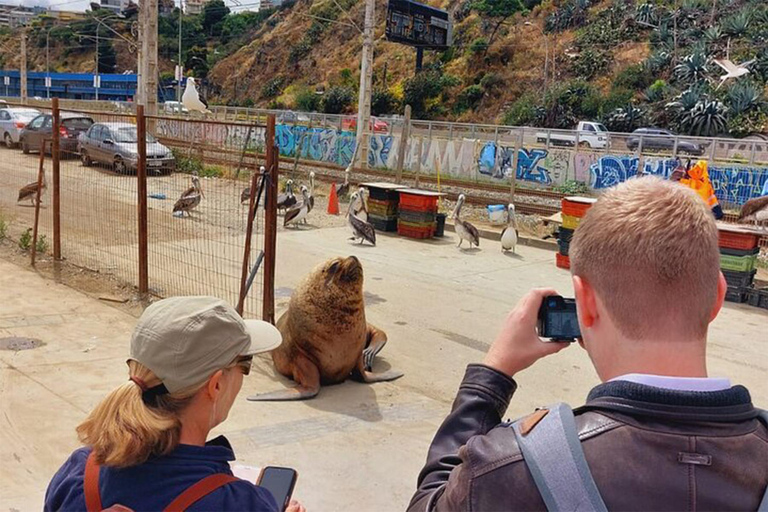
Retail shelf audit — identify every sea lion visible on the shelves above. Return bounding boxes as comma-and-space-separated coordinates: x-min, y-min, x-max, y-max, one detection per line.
248, 256, 403, 401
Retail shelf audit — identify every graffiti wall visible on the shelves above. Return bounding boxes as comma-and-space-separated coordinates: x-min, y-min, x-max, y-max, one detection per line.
155, 119, 266, 152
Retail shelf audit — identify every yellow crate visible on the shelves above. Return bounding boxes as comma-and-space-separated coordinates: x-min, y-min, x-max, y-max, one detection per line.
562, 214, 581, 230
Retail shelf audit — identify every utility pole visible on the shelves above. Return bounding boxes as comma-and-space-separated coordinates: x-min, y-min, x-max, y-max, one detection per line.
20, 30, 27, 102
141, 0, 159, 115
95, 24, 99, 101
46, 28, 50, 99
354, 0, 374, 171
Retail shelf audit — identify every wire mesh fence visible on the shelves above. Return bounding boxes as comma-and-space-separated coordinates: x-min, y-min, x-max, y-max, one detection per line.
0, 100, 276, 320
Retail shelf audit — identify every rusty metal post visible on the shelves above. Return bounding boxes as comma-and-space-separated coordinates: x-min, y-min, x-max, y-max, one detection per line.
395, 105, 411, 184
263, 114, 278, 324
51, 97, 61, 260
136, 106, 149, 295
30, 140, 46, 266
237, 168, 261, 316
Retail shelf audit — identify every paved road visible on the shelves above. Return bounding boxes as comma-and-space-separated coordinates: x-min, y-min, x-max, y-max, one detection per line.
1, 225, 766, 511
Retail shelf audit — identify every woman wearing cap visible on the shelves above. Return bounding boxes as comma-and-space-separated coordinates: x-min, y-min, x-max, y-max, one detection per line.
45, 296, 304, 512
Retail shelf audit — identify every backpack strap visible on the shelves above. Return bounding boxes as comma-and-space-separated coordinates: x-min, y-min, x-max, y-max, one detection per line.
163, 474, 239, 512
756, 410, 768, 512
512, 403, 608, 512
84, 452, 104, 512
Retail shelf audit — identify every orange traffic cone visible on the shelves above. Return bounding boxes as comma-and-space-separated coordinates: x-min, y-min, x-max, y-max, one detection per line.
327, 183, 340, 215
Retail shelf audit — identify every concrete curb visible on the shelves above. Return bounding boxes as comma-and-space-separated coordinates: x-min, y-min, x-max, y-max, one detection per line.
443, 220, 559, 252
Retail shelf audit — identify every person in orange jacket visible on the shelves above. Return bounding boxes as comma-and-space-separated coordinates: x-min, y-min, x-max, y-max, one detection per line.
679, 160, 723, 219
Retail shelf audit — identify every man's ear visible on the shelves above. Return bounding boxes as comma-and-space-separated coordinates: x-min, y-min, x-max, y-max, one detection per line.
709, 271, 727, 323
206, 369, 224, 400
573, 275, 597, 329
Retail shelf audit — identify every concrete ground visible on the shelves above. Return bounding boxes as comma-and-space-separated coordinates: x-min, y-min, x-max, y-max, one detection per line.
1, 227, 767, 511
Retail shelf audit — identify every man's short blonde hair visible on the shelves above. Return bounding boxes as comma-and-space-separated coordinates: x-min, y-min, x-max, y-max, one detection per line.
570, 177, 720, 340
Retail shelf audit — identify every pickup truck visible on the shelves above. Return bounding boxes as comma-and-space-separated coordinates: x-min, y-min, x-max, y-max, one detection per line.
536, 121, 610, 149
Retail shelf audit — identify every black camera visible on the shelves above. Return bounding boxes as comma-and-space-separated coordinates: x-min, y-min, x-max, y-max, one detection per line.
537, 295, 581, 342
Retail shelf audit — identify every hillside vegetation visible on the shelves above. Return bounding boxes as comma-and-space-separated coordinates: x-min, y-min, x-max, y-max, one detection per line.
2, 0, 767, 137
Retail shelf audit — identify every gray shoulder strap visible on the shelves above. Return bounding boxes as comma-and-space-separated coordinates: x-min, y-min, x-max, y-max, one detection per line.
757, 410, 768, 512
512, 403, 608, 512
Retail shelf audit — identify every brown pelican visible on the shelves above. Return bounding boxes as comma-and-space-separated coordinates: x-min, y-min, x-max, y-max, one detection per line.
452, 194, 479, 249
284, 187, 310, 228
353, 186, 368, 222
738, 195, 768, 230
241, 166, 265, 205
347, 191, 376, 245
500, 203, 518, 253
336, 170, 350, 199
173, 176, 204, 217
277, 179, 297, 213
307, 171, 315, 212
18, 172, 46, 205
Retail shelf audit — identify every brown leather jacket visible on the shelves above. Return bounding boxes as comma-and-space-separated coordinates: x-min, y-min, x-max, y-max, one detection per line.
408, 365, 768, 511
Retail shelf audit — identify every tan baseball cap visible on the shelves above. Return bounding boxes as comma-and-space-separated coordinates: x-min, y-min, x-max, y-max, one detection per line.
129, 296, 282, 393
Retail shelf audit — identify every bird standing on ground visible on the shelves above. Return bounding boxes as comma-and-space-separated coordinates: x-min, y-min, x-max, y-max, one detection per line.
336, 171, 350, 199
307, 171, 316, 212
713, 58, 755, 89
284, 187, 310, 228
353, 186, 369, 222
18, 172, 46, 205
276, 179, 297, 213
500, 203, 518, 254
452, 194, 480, 249
738, 195, 768, 230
347, 191, 376, 246
173, 176, 204, 217
182, 77, 211, 114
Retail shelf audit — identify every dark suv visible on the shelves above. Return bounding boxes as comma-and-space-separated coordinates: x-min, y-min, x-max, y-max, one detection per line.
626, 128, 705, 155
19, 112, 94, 156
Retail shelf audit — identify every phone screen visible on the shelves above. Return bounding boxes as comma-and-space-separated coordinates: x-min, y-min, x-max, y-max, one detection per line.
258, 466, 297, 511
546, 309, 581, 339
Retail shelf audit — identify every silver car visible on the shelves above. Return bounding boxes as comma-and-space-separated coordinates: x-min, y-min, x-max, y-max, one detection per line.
78, 122, 176, 175
0, 108, 40, 148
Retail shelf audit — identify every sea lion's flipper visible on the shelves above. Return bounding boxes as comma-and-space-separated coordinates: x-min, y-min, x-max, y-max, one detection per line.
353, 367, 405, 384
362, 324, 388, 371
247, 352, 321, 401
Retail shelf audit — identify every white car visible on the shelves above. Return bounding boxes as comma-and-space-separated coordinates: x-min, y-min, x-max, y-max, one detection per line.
0, 107, 41, 148
164, 101, 188, 114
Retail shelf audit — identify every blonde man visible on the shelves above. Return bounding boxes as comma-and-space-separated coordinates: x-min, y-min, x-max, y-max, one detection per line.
408, 178, 768, 511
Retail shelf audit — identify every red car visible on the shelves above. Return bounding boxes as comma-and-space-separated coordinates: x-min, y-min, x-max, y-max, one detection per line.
342, 117, 389, 133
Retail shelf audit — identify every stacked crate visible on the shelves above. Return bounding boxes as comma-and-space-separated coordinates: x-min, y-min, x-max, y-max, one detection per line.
363, 183, 405, 232
718, 226, 760, 304
397, 189, 443, 239
557, 197, 596, 269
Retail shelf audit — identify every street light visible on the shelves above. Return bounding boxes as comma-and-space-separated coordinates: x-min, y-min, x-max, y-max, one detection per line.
524, 21, 549, 94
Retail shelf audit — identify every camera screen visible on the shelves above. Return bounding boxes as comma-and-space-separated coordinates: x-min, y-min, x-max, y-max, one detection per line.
546, 310, 581, 339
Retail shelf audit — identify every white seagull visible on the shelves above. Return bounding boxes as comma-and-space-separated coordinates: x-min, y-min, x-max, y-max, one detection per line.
713, 58, 755, 89
182, 77, 211, 114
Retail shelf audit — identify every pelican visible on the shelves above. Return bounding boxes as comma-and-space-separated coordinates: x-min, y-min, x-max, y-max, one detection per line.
276, 179, 297, 213
182, 77, 211, 114
452, 194, 480, 249
241, 166, 265, 205
738, 195, 768, 230
284, 187, 310, 228
173, 176, 204, 216
713, 58, 755, 89
500, 203, 518, 253
336, 171, 350, 199
307, 171, 315, 212
353, 186, 369, 222
18, 172, 46, 205
347, 191, 376, 245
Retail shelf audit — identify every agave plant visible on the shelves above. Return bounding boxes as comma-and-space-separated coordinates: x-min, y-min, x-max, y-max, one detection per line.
605, 103, 646, 132
681, 0, 708, 11
666, 86, 705, 113
674, 48, 710, 84
722, 10, 752, 37
703, 25, 722, 44
679, 100, 728, 136
635, 2, 658, 26
643, 80, 668, 103
727, 81, 763, 115
645, 49, 672, 72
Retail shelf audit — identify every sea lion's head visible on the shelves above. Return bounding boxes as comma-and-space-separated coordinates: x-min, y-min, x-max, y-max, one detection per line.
320, 256, 364, 289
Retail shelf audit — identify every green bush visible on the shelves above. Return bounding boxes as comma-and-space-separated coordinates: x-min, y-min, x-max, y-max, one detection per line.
552, 180, 589, 194
613, 64, 653, 91
727, 110, 768, 138
172, 149, 204, 175
261, 77, 284, 98
0, 213, 7, 241
570, 49, 609, 80
19, 228, 31, 251
479, 72, 504, 90
322, 86, 354, 114
501, 93, 542, 126
402, 69, 456, 118
455, 85, 484, 113
295, 88, 320, 112
371, 89, 398, 116
469, 38, 488, 54
36, 234, 48, 254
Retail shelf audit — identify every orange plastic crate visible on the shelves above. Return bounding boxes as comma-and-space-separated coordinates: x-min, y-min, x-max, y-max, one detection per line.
718, 230, 759, 251
398, 221, 434, 239
561, 199, 593, 218
556, 252, 570, 270
399, 192, 438, 212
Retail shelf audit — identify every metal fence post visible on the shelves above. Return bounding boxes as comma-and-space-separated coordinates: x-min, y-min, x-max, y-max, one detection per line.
31, 141, 46, 267
51, 97, 61, 260
395, 104, 411, 183
136, 105, 149, 295
263, 114, 278, 324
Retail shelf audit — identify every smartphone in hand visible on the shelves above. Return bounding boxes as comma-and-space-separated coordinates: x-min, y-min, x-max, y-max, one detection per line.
257, 466, 298, 512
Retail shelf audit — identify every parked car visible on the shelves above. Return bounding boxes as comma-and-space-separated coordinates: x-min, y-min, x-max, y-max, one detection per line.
19, 112, 94, 155
78, 122, 175, 175
0, 107, 40, 148
626, 128, 705, 155
163, 101, 188, 114
342, 117, 390, 133
536, 121, 610, 149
